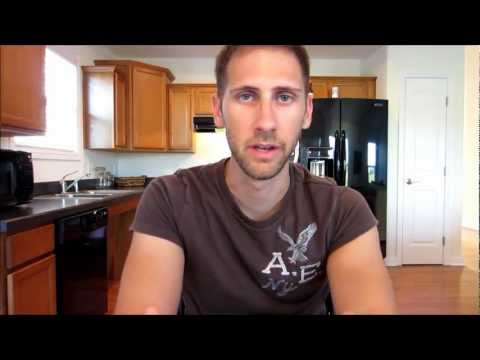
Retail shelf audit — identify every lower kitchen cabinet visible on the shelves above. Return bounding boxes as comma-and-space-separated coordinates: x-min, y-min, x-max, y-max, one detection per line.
7, 254, 56, 315
4, 223, 56, 315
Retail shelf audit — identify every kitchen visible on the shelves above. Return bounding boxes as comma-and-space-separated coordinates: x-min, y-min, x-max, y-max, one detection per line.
0, 45, 478, 315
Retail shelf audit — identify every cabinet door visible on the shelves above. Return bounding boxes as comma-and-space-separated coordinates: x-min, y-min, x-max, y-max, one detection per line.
168, 86, 193, 152
132, 67, 168, 150
0, 45, 46, 134
193, 86, 216, 115
7, 255, 56, 314
310, 79, 329, 98
83, 65, 129, 150
114, 70, 127, 148
82, 66, 115, 149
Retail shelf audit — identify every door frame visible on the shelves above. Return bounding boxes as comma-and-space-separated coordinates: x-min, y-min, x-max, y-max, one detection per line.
399, 76, 447, 264
391, 75, 465, 266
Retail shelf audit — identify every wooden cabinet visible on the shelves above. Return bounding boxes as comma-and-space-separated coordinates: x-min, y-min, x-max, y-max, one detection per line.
168, 85, 194, 152
192, 85, 216, 116
82, 66, 128, 149
7, 255, 56, 315
132, 66, 169, 150
0, 45, 46, 136
310, 76, 376, 99
4, 224, 56, 314
167, 84, 216, 152
83, 60, 175, 152
107, 196, 141, 281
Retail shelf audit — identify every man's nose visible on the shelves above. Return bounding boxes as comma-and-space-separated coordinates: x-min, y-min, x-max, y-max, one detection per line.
254, 98, 277, 132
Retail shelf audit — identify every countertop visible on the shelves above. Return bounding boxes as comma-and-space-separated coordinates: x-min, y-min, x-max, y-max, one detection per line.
0, 187, 145, 235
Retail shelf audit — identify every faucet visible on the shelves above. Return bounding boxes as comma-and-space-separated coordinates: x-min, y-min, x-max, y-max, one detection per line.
60, 171, 91, 193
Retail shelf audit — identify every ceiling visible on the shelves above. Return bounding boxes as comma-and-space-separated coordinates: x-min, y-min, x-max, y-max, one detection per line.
105, 45, 382, 59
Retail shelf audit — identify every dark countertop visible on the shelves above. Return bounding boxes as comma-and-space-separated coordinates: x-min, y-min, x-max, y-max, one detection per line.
0, 187, 145, 235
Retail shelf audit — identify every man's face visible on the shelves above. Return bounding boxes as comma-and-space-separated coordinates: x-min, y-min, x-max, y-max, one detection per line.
213, 46, 313, 181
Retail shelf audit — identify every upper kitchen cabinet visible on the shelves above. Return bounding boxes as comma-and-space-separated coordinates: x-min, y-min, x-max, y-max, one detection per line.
167, 84, 217, 153
83, 60, 175, 152
0, 45, 46, 136
192, 85, 216, 116
82, 65, 128, 149
310, 76, 376, 99
168, 85, 194, 152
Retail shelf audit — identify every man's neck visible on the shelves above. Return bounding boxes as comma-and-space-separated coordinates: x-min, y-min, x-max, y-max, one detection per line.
225, 157, 290, 222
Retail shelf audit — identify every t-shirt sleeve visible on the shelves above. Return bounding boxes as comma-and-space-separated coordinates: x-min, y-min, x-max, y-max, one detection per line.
129, 176, 184, 250
326, 187, 379, 258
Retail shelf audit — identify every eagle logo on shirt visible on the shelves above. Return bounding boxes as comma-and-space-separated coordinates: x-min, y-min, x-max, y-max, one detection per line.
277, 222, 317, 264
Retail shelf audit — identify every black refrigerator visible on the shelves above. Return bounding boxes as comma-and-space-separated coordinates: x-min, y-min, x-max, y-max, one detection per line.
294, 98, 388, 257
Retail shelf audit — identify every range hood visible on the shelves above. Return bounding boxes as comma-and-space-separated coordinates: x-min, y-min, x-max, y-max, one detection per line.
193, 116, 216, 133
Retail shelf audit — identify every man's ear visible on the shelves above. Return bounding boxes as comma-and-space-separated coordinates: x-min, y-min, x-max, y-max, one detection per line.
212, 94, 225, 128
302, 92, 314, 129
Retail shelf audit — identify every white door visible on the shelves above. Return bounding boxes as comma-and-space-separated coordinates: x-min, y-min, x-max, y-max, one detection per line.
402, 78, 447, 264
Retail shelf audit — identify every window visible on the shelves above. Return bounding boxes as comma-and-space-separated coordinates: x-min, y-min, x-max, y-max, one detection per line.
13, 48, 79, 159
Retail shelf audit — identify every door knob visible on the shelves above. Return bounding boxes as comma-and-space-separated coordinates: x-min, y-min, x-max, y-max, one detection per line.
406, 178, 420, 185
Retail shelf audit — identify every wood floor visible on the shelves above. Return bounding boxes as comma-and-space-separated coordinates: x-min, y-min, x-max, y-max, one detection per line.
107, 228, 479, 315
387, 228, 479, 315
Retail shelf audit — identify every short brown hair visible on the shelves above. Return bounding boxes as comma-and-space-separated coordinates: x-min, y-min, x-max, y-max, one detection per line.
215, 45, 310, 99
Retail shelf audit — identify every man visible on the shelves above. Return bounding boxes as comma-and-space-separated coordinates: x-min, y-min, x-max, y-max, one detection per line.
114, 45, 396, 315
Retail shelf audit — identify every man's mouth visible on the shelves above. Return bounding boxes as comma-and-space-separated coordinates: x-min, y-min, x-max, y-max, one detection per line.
250, 143, 279, 152
247, 143, 282, 159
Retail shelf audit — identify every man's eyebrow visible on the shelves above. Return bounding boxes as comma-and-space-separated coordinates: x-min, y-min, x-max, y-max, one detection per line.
229, 86, 259, 93
229, 86, 303, 93
274, 86, 303, 93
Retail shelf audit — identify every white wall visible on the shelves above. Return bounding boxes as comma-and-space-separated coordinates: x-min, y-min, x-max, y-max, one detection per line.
463, 46, 479, 230
115, 56, 366, 176
140, 57, 216, 83
385, 46, 466, 266
117, 131, 231, 176
362, 46, 388, 99
1, 46, 119, 183
310, 59, 364, 76
131, 57, 366, 83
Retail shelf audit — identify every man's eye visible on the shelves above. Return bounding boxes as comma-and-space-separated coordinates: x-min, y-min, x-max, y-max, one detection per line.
239, 93, 254, 102
278, 94, 293, 103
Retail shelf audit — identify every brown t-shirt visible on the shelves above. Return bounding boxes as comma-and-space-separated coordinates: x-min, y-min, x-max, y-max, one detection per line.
130, 158, 378, 314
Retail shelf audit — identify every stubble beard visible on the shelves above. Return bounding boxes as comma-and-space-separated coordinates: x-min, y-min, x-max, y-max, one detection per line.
226, 128, 302, 181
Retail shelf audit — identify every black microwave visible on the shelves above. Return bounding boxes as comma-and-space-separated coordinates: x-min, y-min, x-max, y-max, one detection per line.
0, 149, 34, 208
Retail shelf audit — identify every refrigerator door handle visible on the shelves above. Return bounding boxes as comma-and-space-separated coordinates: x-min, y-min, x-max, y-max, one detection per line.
333, 130, 340, 182
340, 130, 347, 186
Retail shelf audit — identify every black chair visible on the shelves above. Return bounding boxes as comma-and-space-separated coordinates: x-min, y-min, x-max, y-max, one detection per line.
325, 291, 335, 315
178, 293, 335, 315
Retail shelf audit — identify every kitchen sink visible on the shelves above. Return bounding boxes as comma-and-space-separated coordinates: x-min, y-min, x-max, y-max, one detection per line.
35, 189, 137, 200
37, 192, 114, 200
54, 193, 113, 198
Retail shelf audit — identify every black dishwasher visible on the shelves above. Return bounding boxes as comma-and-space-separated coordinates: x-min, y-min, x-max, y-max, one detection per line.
56, 208, 108, 315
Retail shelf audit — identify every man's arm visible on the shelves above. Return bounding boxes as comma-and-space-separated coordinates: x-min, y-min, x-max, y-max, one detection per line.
114, 231, 185, 315
326, 226, 396, 314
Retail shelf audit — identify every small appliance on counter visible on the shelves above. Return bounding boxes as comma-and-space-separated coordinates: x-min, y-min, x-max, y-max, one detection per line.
0, 149, 34, 208
94, 166, 115, 189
